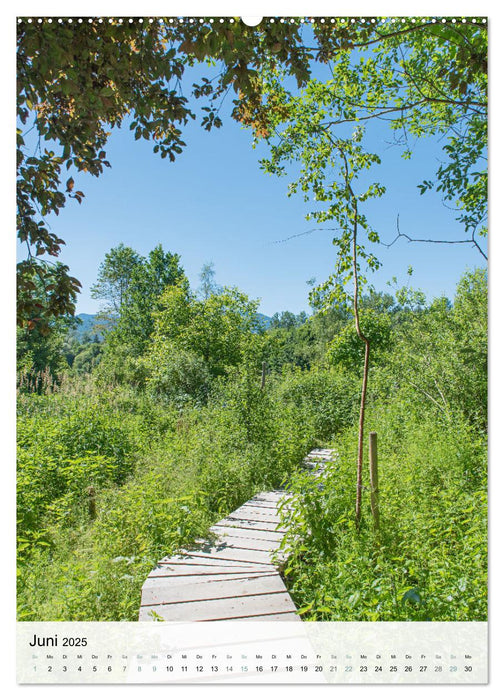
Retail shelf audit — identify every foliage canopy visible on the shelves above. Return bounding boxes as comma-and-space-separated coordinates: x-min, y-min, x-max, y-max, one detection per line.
17, 17, 487, 331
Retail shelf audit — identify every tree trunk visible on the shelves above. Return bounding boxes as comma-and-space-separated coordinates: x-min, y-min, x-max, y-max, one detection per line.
350, 192, 370, 530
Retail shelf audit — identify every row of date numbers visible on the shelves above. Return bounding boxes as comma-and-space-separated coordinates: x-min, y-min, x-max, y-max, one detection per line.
34, 664, 474, 674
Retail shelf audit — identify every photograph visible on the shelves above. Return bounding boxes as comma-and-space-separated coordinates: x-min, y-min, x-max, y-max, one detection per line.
16, 12, 488, 684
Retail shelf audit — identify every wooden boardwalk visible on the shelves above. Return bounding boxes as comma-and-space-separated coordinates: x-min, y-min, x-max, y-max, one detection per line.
138, 448, 335, 621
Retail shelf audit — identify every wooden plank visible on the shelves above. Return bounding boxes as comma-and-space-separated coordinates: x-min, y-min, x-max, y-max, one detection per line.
251, 491, 285, 500
177, 545, 275, 565
139, 609, 301, 622
160, 551, 272, 564
138, 591, 297, 622
232, 503, 282, 515
158, 553, 263, 573
240, 502, 280, 511
210, 525, 283, 543
157, 553, 275, 568
247, 502, 284, 511
147, 564, 273, 579
155, 556, 273, 570
208, 532, 288, 564
215, 516, 285, 533
141, 574, 288, 607
228, 506, 282, 523
246, 494, 286, 504
143, 571, 277, 592
207, 534, 278, 553
251, 497, 285, 505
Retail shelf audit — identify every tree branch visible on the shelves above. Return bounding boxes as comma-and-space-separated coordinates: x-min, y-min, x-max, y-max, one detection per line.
271, 227, 340, 244
382, 215, 488, 260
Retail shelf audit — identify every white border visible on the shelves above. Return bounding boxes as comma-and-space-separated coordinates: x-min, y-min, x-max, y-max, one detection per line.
4, 4, 500, 698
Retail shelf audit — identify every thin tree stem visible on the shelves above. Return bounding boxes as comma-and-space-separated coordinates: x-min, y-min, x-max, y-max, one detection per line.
352, 200, 371, 529
340, 145, 371, 529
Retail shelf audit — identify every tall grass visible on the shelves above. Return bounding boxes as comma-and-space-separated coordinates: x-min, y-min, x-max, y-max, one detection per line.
17, 367, 357, 620
279, 402, 487, 621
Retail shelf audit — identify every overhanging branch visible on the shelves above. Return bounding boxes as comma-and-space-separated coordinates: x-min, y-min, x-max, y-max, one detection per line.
271, 227, 340, 244
382, 215, 487, 260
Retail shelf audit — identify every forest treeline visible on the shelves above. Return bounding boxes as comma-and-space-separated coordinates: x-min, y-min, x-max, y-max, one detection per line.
17, 245, 487, 622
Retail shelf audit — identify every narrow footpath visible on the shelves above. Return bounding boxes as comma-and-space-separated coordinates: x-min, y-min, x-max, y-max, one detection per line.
139, 448, 335, 621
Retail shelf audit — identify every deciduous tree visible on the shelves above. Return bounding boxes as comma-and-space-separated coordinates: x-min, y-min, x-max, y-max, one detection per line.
256, 18, 486, 526
16, 17, 319, 330
91, 244, 142, 317
18, 17, 486, 333
105, 244, 187, 354
148, 283, 260, 378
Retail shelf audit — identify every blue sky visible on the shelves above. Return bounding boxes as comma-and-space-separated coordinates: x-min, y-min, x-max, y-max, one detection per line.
17, 24, 487, 318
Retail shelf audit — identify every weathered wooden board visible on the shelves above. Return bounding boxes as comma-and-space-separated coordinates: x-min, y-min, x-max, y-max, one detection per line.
210, 525, 283, 542
138, 591, 297, 622
231, 501, 282, 513
142, 566, 277, 590
143, 570, 277, 591
141, 574, 288, 607
156, 554, 272, 568
180, 545, 275, 565
215, 516, 285, 533
215, 538, 286, 563
139, 608, 300, 622
237, 502, 280, 511
158, 556, 275, 571
147, 564, 273, 578
204, 533, 283, 554
250, 492, 285, 502
227, 507, 282, 523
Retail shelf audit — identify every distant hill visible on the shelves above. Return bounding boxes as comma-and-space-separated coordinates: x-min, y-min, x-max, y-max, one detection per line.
256, 313, 272, 330
71, 313, 111, 341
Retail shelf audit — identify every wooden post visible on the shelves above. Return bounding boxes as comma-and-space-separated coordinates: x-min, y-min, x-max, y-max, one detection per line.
369, 432, 379, 530
86, 486, 97, 520
261, 361, 266, 390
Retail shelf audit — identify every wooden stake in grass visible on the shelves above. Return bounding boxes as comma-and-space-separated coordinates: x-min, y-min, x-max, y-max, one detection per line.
369, 432, 379, 530
86, 486, 97, 520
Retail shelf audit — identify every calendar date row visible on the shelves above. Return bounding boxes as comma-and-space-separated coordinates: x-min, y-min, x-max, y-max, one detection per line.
33, 663, 474, 673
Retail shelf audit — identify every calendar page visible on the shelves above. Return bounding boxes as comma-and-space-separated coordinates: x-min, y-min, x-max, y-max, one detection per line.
15, 7, 489, 687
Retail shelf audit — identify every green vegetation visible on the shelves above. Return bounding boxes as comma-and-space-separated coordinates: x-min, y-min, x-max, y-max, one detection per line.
17, 386, 317, 620
17, 18, 487, 623
17, 18, 486, 330
17, 253, 486, 622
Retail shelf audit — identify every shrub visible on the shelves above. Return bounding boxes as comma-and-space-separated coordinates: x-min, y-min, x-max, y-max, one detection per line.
145, 343, 212, 404
271, 367, 360, 443
279, 409, 487, 622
